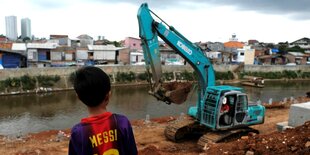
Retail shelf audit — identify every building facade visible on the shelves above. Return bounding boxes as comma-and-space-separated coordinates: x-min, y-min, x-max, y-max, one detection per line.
5, 16, 18, 40
21, 18, 31, 39
123, 37, 142, 52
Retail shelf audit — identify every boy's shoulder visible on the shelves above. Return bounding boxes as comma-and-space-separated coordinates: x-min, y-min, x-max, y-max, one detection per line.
113, 113, 130, 122
112, 113, 132, 127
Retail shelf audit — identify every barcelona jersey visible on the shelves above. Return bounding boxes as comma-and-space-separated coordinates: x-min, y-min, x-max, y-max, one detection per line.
69, 112, 137, 155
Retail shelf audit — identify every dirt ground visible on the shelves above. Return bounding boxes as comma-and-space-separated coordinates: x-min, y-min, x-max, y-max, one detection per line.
0, 96, 309, 155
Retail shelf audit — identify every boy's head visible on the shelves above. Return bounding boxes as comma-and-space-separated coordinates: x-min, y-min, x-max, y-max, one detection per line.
73, 66, 111, 107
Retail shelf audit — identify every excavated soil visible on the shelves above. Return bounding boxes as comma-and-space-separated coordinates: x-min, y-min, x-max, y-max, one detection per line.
0, 96, 309, 155
162, 82, 192, 104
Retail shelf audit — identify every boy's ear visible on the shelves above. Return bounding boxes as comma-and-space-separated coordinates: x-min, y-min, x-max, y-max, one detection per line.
104, 91, 112, 102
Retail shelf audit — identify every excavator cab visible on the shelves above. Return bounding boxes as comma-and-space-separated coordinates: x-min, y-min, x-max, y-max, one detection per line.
218, 92, 248, 128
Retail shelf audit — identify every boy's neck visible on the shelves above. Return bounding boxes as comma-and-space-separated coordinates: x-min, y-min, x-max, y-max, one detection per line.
87, 104, 108, 117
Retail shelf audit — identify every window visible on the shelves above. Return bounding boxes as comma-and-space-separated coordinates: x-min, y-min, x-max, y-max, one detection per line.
236, 95, 248, 111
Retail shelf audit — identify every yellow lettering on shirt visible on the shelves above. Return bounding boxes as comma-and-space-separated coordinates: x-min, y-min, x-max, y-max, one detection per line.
109, 130, 114, 142
97, 133, 103, 145
89, 129, 118, 148
89, 135, 98, 148
103, 131, 108, 143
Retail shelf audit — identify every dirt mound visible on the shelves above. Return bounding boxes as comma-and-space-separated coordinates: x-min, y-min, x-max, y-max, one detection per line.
204, 121, 310, 155
139, 145, 161, 155
162, 82, 192, 104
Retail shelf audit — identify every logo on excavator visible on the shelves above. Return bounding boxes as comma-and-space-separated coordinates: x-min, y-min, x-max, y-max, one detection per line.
177, 41, 192, 55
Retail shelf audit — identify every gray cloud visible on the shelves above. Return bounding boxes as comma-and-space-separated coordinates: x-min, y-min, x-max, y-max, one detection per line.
89, 0, 310, 20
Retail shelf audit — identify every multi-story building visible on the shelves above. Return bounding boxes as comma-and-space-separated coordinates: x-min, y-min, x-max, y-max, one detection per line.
77, 34, 94, 47
5, 16, 18, 40
123, 37, 142, 52
21, 18, 31, 39
289, 37, 310, 53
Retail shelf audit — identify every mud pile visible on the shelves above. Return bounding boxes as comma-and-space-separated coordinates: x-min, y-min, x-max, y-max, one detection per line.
203, 121, 310, 155
162, 82, 192, 104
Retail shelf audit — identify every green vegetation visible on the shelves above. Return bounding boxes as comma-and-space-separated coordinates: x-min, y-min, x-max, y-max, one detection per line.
137, 72, 149, 81
20, 75, 36, 90
36, 75, 60, 87
176, 70, 196, 81
4, 77, 21, 88
215, 71, 234, 80
0, 75, 61, 92
115, 71, 136, 82
0, 81, 5, 91
162, 72, 174, 81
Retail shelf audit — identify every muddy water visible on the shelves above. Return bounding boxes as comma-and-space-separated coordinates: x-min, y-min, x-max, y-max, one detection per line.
0, 81, 309, 135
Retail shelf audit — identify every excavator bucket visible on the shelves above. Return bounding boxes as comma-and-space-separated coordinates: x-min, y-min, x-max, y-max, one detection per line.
162, 82, 192, 104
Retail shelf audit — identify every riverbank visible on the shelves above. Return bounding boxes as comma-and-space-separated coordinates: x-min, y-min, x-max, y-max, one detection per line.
1, 65, 310, 96
1, 96, 310, 155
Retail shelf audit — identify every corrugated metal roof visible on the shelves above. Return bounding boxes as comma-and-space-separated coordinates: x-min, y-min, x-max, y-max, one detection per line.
88, 45, 126, 51
12, 43, 26, 51
27, 43, 58, 49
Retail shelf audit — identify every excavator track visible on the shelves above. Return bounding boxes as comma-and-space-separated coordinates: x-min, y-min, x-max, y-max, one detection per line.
197, 127, 259, 148
164, 117, 199, 142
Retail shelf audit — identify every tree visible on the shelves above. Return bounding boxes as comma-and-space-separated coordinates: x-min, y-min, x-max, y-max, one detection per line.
288, 45, 305, 53
23, 37, 31, 43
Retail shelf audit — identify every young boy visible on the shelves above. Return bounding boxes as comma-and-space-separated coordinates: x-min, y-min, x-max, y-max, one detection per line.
69, 66, 137, 155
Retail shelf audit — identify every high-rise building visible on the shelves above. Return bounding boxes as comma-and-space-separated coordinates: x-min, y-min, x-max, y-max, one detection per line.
21, 18, 31, 39
5, 16, 18, 40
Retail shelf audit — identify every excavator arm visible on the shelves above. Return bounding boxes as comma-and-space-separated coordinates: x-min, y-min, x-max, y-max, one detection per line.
138, 3, 215, 104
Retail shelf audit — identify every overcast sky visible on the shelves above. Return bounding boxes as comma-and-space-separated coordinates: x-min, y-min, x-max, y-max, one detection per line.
0, 0, 309, 43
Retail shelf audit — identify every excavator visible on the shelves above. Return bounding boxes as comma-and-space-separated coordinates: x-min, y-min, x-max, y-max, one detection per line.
137, 3, 265, 147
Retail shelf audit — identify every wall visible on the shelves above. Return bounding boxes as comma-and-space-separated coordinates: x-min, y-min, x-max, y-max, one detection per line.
1, 64, 310, 81
244, 65, 310, 72
124, 37, 142, 51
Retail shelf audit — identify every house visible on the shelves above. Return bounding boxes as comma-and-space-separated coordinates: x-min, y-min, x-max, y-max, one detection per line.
123, 37, 142, 52
27, 43, 58, 67
12, 43, 27, 55
50, 46, 76, 67
205, 51, 222, 64
130, 52, 144, 65
159, 44, 184, 65
286, 52, 310, 65
87, 45, 128, 65
243, 46, 255, 65
0, 48, 27, 68
49, 35, 71, 46
0, 43, 13, 50
224, 34, 245, 63
203, 42, 224, 52
0, 36, 8, 43
289, 38, 310, 52
77, 34, 94, 48
76, 47, 89, 61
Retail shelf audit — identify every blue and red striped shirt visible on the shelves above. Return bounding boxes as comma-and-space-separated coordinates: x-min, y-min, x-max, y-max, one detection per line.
69, 112, 137, 155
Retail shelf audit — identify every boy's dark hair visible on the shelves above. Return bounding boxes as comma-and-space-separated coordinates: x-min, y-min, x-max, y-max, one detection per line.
73, 66, 111, 107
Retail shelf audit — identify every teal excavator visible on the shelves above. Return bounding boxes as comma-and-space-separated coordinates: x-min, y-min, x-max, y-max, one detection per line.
137, 3, 265, 147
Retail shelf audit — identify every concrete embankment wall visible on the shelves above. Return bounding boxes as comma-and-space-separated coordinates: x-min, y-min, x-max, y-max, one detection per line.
0, 64, 240, 81
1, 64, 310, 81
0, 64, 309, 93
244, 65, 310, 72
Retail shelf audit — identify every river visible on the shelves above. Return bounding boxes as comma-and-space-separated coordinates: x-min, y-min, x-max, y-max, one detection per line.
0, 80, 309, 135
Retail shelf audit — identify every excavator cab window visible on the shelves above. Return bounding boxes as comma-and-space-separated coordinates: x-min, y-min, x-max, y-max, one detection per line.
235, 94, 248, 123
236, 95, 248, 112
219, 95, 236, 126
